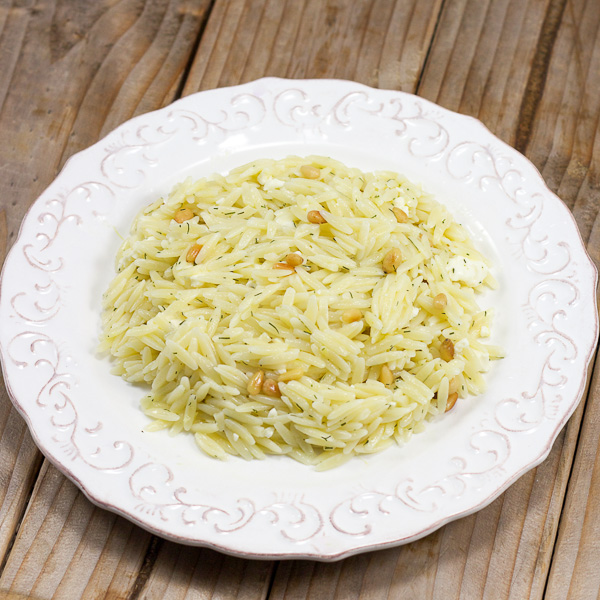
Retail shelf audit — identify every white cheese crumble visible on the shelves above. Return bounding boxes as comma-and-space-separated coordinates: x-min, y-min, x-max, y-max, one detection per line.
454, 338, 470, 354
394, 198, 411, 212
447, 256, 488, 286
259, 174, 285, 191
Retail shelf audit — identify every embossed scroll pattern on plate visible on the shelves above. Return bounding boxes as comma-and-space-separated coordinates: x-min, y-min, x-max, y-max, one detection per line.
1, 79, 596, 559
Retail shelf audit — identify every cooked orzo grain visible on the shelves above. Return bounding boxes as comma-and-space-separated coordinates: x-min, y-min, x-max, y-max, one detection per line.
100, 156, 502, 469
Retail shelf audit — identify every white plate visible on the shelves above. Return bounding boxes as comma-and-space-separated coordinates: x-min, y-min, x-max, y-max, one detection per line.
1, 78, 597, 560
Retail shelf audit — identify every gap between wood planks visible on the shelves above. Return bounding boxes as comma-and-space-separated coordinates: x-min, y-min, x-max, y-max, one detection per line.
263, 559, 280, 600
415, 0, 447, 94
515, 0, 567, 154
542, 348, 600, 599
0, 454, 43, 580
127, 537, 164, 600
174, 0, 218, 101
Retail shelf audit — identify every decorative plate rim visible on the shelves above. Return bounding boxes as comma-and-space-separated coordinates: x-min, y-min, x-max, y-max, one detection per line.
0, 77, 597, 560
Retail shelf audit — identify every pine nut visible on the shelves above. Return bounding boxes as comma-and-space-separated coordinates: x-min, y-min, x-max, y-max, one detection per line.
300, 165, 321, 179
285, 253, 304, 267
392, 207, 408, 223
247, 370, 265, 395
379, 365, 394, 385
273, 262, 295, 271
341, 309, 363, 323
433, 293, 447, 310
439, 338, 455, 361
445, 392, 458, 412
174, 208, 194, 223
307, 210, 326, 224
186, 243, 203, 263
382, 248, 402, 273
262, 378, 281, 397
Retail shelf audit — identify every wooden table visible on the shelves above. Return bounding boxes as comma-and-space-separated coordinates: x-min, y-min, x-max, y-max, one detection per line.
1, 1, 599, 598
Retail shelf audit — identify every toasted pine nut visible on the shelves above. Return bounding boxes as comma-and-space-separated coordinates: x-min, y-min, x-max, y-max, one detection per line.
392, 207, 408, 223
382, 248, 402, 273
307, 210, 326, 224
277, 367, 305, 382
273, 262, 295, 271
433, 293, 447, 310
247, 370, 265, 395
445, 392, 459, 412
300, 165, 321, 179
174, 208, 194, 223
379, 365, 394, 385
285, 253, 304, 267
341, 308, 363, 323
262, 378, 281, 397
439, 338, 455, 361
186, 243, 203, 263
448, 376, 459, 395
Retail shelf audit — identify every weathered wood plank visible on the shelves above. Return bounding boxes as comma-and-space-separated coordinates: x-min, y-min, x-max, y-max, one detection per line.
419, 0, 557, 147
545, 367, 600, 599
183, 0, 443, 94
0, 0, 211, 597
0, 462, 152, 598
136, 541, 273, 599
381, 0, 596, 598
524, 0, 600, 243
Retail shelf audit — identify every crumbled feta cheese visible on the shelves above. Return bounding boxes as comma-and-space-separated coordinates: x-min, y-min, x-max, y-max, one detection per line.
480, 325, 490, 338
261, 176, 285, 191
454, 338, 470, 354
447, 256, 488, 286
394, 198, 410, 212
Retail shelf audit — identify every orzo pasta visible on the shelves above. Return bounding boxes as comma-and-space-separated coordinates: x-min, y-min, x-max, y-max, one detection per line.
100, 156, 502, 469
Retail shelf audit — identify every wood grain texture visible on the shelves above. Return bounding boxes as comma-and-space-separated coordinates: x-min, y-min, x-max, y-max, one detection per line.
525, 0, 600, 245
0, 462, 152, 599
546, 369, 600, 600
136, 541, 273, 599
545, 365, 600, 599
183, 0, 443, 94
0, 0, 211, 597
418, 0, 554, 146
